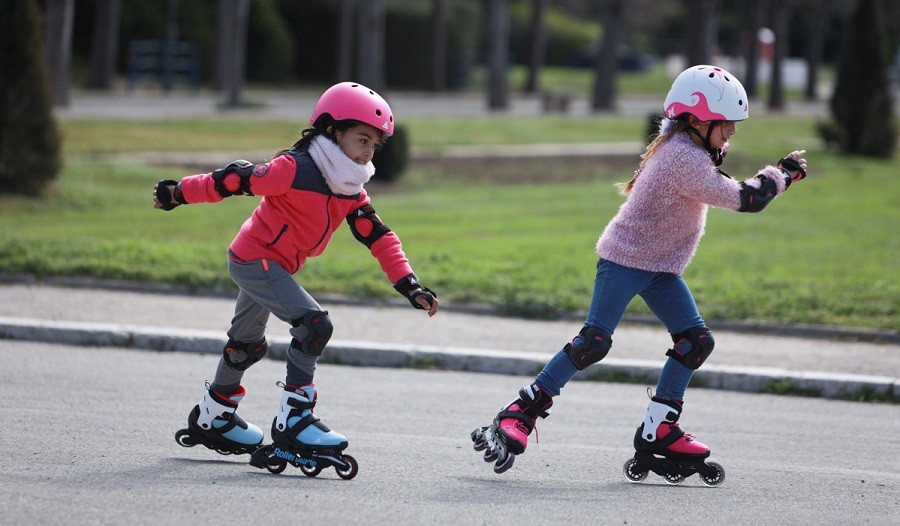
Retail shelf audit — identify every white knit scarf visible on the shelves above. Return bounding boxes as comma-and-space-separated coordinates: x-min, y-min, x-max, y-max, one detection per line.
307, 135, 375, 195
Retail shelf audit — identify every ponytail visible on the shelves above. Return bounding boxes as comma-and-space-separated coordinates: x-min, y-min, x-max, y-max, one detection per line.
616, 118, 691, 195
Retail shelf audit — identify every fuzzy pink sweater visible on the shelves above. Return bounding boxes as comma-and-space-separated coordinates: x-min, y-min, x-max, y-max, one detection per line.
595, 132, 787, 275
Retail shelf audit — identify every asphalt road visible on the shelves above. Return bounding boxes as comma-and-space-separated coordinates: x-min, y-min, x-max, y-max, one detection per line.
2, 342, 897, 525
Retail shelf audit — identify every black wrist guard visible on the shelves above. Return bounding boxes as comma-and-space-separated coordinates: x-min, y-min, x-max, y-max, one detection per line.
156, 179, 186, 211
778, 157, 806, 186
393, 274, 437, 310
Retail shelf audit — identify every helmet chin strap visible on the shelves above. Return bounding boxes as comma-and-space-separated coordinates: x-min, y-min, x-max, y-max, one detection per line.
687, 121, 725, 166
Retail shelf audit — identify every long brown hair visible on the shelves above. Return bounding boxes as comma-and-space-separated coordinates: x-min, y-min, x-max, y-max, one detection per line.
616, 118, 692, 195
272, 116, 368, 159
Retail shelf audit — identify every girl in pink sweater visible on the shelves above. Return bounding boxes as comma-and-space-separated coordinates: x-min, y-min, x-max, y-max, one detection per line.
472, 65, 807, 485
154, 83, 438, 479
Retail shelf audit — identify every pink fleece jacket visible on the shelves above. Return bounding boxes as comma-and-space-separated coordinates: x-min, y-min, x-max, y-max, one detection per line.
595, 131, 787, 275
179, 150, 414, 284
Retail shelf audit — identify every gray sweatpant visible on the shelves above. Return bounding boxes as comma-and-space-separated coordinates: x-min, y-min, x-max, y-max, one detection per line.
211, 257, 324, 391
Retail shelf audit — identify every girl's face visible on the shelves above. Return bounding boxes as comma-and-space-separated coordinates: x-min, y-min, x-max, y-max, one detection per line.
334, 124, 384, 164
691, 118, 737, 149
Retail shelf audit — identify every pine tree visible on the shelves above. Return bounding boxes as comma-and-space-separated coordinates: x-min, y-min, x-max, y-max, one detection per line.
0, 0, 62, 195
828, 0, 896, 157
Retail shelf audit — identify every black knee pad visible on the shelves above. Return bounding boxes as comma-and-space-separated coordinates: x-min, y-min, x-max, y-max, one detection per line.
290, 310, 333, 357
666, 325, 715, 370
222, 338, 268, 371
564, 326, 613, 370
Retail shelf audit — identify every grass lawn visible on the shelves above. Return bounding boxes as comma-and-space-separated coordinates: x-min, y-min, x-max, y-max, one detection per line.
1, 114, 897, 331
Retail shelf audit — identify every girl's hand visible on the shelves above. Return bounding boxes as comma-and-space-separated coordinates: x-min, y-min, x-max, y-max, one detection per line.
414, 292, 439, 317
778, 150, 808, 183
154, 180, 184, 210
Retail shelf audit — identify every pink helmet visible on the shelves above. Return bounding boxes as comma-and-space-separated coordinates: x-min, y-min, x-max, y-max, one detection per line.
310, 82, 394, 136
663, 65, 749, 122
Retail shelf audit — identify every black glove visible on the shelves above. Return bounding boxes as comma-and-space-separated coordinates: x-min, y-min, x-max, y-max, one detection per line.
393, 274, 437, 310
155, 179, 186, 211
778, 157, 806, 187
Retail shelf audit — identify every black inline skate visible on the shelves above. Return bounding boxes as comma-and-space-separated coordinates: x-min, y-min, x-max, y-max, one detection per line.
623, 395, 725, 486
471, 383, 553, 474
175, 384, 264, 455
249, 382, 358, 480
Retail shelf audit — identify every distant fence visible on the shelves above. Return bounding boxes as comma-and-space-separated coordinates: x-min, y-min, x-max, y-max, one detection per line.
126, 39, 201, 91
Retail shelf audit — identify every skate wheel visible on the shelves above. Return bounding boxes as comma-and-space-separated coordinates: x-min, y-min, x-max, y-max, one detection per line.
266, 461, 287, 474
175, 429, 196, 448
483, 449, 498, 463
471, 428, 487, 451
259, 449, 286, 474
300, 463, 323, 477
336, 454, 359, 480
493, 452, 515, 474
701, 461, 726, 487
663, 472, 685, 485
623, 458, 648, 483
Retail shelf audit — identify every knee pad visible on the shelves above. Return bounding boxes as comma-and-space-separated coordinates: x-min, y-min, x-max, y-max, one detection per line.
564, 326, 613, 370
290, 310, 333, 357
666, 325, 715, 370
222, 338, 268, 371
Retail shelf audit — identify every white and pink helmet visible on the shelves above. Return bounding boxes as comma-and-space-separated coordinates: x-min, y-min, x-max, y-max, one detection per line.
310, 82, 394, 136
663, 65, 749, 122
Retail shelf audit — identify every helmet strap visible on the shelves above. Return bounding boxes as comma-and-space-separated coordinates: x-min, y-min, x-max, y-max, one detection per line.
687, 121, 725, 166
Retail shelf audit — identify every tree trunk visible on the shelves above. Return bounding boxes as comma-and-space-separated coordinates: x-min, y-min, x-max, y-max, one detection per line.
804, 0, 831, 101
742, 0, 764, 98
86, 0, 122, 90
337, 0, 355, 81
222, 0, 250, 108
684, 0, 717, 66
485, 0, 509, 110
430, 0, 448, 91
357, 0, 385, 92
44, 0, 74, 106
523, 0, 546, 93
767, 0, 791, 110
592, 0, 624, 111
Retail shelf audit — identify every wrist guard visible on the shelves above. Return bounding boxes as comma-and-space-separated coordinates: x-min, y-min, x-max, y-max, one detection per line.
156, 179, 186, 211
778, 157, 806, 187
393, 274, 437, 310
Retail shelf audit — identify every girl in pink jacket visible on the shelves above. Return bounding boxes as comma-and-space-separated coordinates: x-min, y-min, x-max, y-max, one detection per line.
155, 83, 438, 479
471, 65, 807, 485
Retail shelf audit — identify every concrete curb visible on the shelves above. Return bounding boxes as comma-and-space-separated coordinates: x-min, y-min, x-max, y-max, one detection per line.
3, 274, 897, 344
3, 316, 896, 403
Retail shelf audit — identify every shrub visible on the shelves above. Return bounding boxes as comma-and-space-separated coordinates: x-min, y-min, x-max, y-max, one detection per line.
825, 0, 896, 158
372, 124, 409, 183
0, 0, 62, 196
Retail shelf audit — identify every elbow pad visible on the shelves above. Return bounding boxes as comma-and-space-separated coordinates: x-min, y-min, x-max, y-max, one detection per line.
211, 160, 257, 198
346, 204, 392, 248
738, 175, 777, 213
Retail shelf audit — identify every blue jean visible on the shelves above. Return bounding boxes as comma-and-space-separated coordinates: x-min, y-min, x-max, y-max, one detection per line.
535, 259, 705, 401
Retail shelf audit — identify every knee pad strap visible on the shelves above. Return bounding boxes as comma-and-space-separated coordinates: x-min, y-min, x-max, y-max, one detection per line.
666, 325, 715, 370
290, 310, 333, 357
222, 339, 268, 371
564, 326, 613, 370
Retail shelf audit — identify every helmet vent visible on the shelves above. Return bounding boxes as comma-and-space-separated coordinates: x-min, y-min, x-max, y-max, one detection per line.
375, 109, 382, 116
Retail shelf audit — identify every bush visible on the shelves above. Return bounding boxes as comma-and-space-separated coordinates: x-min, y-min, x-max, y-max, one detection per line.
0, 0, 62, 196
372, 124, 409, 183
825, 0, 896, 158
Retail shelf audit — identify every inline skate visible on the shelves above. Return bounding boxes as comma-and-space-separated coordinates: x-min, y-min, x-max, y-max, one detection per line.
175, 384, 264, 455
249, 382, 358, 480
471, 383, 553, 474
623, 395, 725, 486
